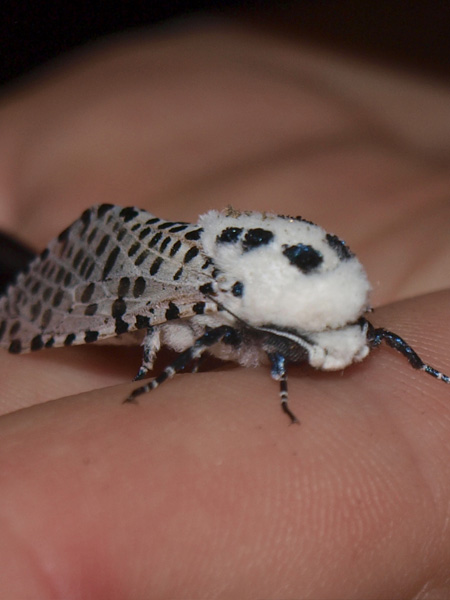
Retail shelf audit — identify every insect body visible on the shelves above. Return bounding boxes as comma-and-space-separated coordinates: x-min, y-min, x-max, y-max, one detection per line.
0, 205, 448, 422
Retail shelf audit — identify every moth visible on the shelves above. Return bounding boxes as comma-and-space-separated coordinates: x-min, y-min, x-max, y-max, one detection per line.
0, 204, 448, 422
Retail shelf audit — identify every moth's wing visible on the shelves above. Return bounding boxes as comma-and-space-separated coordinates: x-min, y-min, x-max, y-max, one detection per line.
0, 204, 217, 353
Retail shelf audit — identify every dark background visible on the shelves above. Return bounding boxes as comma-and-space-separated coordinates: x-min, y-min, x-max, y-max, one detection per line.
1, 0, 449, 87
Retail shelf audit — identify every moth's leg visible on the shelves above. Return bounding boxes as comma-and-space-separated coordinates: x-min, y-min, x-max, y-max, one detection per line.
187, 355, 204, 374
133, 326, 161, 381
366, 321, 450, 383
188, 323, 241, 373
125, 325, 238, 403
268, 352, 299, 424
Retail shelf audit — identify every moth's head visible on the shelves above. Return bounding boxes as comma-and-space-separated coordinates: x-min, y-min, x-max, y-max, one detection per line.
199, 210, 371, 332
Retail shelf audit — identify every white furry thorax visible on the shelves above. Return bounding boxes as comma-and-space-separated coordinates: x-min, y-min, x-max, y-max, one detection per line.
199, 210, 371, 333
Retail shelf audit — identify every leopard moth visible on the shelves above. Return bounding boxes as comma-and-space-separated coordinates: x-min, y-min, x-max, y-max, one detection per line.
0, 204, 448, 423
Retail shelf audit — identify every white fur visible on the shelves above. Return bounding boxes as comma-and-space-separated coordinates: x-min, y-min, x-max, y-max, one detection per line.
199, 211, 371, 332
307, 325, 370, 370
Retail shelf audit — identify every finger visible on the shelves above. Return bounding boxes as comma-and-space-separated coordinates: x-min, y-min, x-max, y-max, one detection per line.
0, 343, 140, 414
1, 290, 449, 598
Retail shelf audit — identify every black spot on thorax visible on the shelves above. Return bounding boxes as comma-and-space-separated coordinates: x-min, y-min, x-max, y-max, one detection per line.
325, 233, 354, 260
232, 281, 244, 297
242, 228, 274, 251
282, 244, 323, 274
216, 227, 243, 244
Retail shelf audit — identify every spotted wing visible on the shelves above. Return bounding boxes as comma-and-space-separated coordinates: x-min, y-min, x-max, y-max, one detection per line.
0, 204, 217, 353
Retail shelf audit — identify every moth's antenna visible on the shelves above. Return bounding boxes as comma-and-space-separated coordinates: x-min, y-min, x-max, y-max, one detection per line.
205, 294, 251, 328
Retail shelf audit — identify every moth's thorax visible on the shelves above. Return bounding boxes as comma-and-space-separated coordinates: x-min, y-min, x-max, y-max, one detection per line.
200, 210, 371, 332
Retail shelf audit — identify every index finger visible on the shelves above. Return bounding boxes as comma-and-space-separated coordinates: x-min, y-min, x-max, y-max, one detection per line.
0, 291, 449, 598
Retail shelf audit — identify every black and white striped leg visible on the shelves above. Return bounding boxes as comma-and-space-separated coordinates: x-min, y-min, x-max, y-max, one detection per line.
268, 352, 299, 424
133, 326, 160, 381
125, 325, 238, 403
188, 355, 204, 374
366, 322, 450, 384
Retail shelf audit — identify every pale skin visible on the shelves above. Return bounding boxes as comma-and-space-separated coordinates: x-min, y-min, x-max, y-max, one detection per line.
0, 25, 450, 599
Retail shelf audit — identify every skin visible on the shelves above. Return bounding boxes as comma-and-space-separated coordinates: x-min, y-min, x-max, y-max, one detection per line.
0, 24, 450, 599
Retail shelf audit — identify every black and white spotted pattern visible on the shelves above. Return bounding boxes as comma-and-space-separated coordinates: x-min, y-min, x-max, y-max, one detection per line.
0, 205, 217, 355
0, 205, 448, 422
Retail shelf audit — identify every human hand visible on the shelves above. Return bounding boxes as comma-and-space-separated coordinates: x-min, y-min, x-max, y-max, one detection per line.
1, 23, 449, 598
